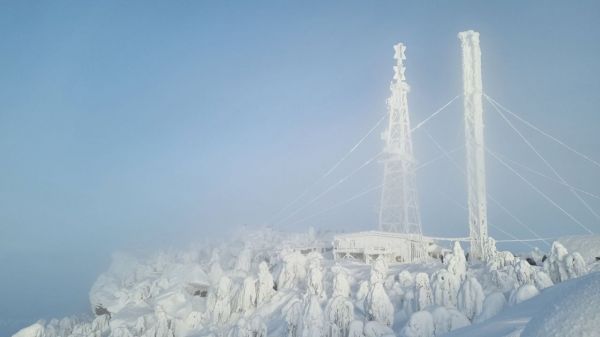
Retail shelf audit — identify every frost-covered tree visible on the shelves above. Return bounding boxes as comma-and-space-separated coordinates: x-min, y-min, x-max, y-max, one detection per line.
508, 284, 539, 305
414, 273, 433, 311
446, 242, 467, 281
514, 258, 534, 286
431, 269, 459, 308
370, 256, 388, 284
278, 250, 307, 290
212, 276, 233, 325
457, 277, 484, 321
356, 281, 370, 303
398, 270, 414, 288
474, 292, 506, 323
400, 311, 434, 337
326, 270, 354, 337
248, 315, 267, 337
302, 295, 325, 337
364, 282, 394, 327
154, 306, 176, 337
256, 261, 275, 305
347, 321, 365, 337
532, 270, 553, 290
363, 321, 394, 337
307, 254, 324, 298
565, 252, 587, 280
543, 242, 587, 283
235, 246, 253, 273
431, 306, 470, 335
283, 298, 303, 337
235, 276, 257, 313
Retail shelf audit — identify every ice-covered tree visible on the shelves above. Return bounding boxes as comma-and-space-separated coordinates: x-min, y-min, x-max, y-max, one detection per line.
326, 270, 354, 337
514, 258, 534, 286
256, 261, 275, 305
400, 311, 434, 337
532, 270, 553, 290
364, 282, 394, 327
431, 269, 459, 308
347, 321, 365, 337
565, 252, 587, 279
277, 250, 307, 290
370, 256, 388, 284
154, 306, 176, 337
307, 253, 324, 298
248, 315, 267, 337
446, 242, 467, 281
356, 281, 370, 303
398, 270, 414, 289
508, 284, 539, 305
283, 298, 303, 337
212, 276, 233, 325
302, 295, 325, 337
474, 292, 506, 323
235, 276, 257, 313
235, 246, 253, 273
431, 306, 470, 335
414, 273, 433, 311
363, 321, 394, 337
457, 277, 484, 321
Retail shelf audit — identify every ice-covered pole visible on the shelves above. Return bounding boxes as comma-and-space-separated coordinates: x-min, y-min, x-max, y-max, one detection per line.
459, 30, 488, 260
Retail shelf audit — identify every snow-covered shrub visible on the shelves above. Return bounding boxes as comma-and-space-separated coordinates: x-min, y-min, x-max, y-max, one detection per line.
414, 273, 433, 311
363, 321, 395, 337
283, 298, 303, 337
457, 277, 484, 321
302, 295, 325, 337
332, 269, 351, 298
400, 311, 434, 337
446, 242, 467, 281
209, 261, 224, 286
235, 276, 257, 313
431, 269, 459, 307
508, 284, 539, 305
474, 292, 506, 323
364, 283, 394, 327
256, 261, 275, 305
431, 306, 470, 335
153, 306, 176, 337
482, 237, 498, 262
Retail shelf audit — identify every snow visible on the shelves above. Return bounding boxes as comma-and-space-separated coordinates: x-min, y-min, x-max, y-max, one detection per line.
11, 229, 600, 337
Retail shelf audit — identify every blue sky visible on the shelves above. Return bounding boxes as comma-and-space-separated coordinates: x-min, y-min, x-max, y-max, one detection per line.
1, 1, 600, 334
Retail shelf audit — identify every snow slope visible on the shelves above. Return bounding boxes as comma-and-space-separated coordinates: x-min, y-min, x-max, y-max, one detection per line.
444, 271, 600, 337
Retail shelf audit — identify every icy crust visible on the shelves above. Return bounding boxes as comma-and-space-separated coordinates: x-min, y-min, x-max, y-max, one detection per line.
11, 229, 598, 337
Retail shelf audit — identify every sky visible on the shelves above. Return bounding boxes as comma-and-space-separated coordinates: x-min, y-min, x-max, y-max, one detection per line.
1, 1, 600, 334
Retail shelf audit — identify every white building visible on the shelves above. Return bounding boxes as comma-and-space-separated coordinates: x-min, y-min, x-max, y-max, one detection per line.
333, 231, 434, 264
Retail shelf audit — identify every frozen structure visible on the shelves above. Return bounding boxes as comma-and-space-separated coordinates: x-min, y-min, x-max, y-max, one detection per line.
333, 231, 433, 264
459, 30, 489, 260
378, 43, 425, 256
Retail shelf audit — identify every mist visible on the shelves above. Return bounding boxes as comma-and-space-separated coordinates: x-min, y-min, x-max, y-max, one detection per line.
1, 1, 600, 336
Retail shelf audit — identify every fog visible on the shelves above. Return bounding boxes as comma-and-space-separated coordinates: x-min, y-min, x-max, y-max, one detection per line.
1, 1, 600, 335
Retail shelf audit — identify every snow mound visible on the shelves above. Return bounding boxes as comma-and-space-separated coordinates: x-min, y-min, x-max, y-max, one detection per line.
521, 271, 600, 337
557, 235, 600, 264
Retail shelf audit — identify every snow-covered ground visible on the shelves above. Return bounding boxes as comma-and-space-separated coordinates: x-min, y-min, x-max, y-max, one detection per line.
12, 228, 600, 337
